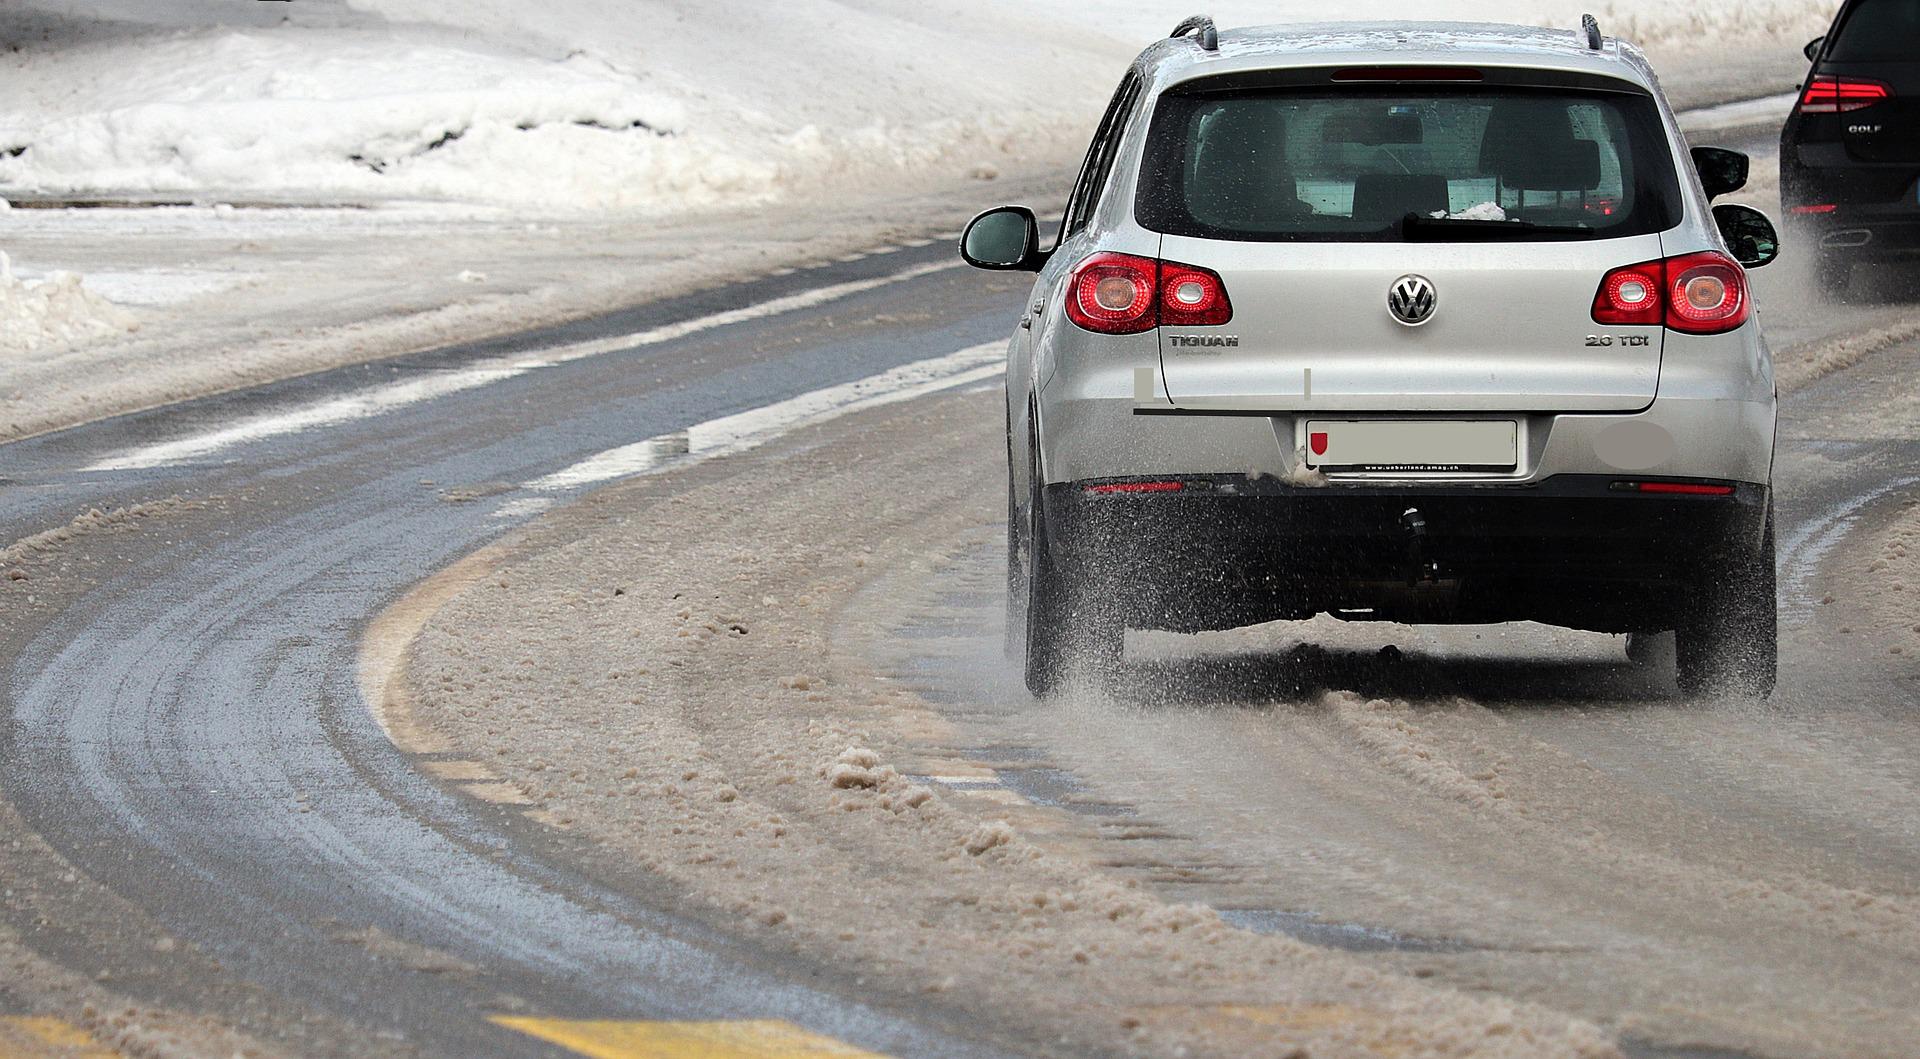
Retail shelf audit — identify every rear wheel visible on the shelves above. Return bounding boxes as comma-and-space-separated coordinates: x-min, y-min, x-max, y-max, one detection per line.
1004, 426, 1027, 661
1675, 506, 1777, 699
1019, 445, 1122, 697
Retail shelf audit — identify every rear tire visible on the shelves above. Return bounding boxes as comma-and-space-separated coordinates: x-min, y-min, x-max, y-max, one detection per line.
1020, 453, 1122, 697
1675, 506, 1777, 699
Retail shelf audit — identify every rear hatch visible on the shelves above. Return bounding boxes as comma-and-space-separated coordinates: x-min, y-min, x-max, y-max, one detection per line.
1156, 235, 1664, 411
1137, 75, 1682, 412
1818, 0, 1920, 167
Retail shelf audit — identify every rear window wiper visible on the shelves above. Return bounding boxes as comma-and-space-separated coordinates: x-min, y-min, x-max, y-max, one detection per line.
1400, 214, 1597, 241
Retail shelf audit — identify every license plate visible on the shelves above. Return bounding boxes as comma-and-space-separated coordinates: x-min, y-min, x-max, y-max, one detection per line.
1305, 420, 1518, 472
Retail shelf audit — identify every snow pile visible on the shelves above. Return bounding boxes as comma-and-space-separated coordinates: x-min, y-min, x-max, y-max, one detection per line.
1433, 202, 1510, 222
1594, 0, 1833, 52
0, 1, 1836, 213
0, 31, 745, 211
0, 251, 134, 356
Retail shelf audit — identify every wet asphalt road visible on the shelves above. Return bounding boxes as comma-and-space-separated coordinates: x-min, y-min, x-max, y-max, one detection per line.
0, 242, 1037, 1056
1, 115, 1916, 1056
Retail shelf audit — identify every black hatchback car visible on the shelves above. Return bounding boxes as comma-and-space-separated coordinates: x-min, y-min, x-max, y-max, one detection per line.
1782, 0, 1920, 295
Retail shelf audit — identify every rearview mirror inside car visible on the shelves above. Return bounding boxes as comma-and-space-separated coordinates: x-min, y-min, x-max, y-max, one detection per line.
960, 206, 1045, 272
1804, 35, 1825, 62
1714, 203, 1780, 269
1691, 146, 1749, 199
1321, 107, 1423, 146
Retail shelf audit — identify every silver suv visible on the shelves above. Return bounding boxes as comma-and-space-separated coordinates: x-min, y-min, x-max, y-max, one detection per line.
962, 17, 1782, 698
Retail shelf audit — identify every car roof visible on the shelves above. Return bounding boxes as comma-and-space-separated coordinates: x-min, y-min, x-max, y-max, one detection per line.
1137, 21, 1659, 93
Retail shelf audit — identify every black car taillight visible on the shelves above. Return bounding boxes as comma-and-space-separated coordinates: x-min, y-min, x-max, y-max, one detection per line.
1799, 76, 1892, 114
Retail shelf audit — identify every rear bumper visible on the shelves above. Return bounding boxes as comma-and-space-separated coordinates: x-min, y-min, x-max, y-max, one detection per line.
1781, 151, 1920, 256
1787, 210, 1920, 257
1039, 389, 1776, 489
1045, 473, 1767, 634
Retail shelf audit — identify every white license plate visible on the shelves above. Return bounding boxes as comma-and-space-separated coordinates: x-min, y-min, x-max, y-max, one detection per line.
1305, 420, 1518, 472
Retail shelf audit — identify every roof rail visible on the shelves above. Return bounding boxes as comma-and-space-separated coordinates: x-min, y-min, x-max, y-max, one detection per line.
1580, 13, 1603, 50
1170, 15, 1218, 52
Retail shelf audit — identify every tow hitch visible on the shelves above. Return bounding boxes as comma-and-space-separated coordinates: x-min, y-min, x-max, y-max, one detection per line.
1402, 506, 1440, 586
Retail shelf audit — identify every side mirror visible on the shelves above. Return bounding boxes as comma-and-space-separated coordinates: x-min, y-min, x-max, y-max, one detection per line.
960, 206, 1045, 272
1714, 203, 1780, 269
1804, 36, 1825, 62
1691, 146, 1749, 199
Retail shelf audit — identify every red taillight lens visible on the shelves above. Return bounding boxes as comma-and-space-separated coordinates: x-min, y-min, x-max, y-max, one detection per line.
1666, 252, 1748, 333
1592, 252, 1749, 336
1593, 263, 1662, 326
1331, 66, 1483, 82
1067, 252, 1156, 334
1160, 262, 1232, 326
1065, 253, 1232, 334
1799, 76, 1891, 113
1790, 203, 1838, 215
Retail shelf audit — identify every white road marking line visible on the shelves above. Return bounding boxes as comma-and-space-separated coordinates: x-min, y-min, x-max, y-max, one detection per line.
84, 260, 960, 472
529, 341, 1004, 492
492, 497, 556, 520
88, 368, 529, 471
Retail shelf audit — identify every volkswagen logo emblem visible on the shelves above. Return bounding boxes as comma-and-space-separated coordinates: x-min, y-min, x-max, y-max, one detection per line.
1387, 274, 1438, 327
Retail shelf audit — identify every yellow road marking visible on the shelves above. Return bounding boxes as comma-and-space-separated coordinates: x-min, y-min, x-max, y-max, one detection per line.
1145, 1004, 1416, 1058
0, 1017, 119, 1058
491, 1017, 885, 1058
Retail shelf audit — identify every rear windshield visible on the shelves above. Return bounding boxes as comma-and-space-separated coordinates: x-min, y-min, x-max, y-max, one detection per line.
1829, 0, 1920, 61
1135, 87, 1682, 242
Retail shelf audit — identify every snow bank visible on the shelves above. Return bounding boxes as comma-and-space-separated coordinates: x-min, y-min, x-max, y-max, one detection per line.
0, 1, 1835, 214
0, 30, 750, 211
1593, 0, 1833, 52
0, 251, 134, 357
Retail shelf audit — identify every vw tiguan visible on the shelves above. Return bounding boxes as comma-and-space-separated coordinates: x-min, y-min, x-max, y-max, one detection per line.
962, 17, 1783, 699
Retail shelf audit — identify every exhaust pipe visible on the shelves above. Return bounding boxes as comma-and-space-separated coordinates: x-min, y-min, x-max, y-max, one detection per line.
1822, 228, 1873, 248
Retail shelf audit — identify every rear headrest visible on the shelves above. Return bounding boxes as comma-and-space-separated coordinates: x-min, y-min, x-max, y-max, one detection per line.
1189, 106, 1298, 226
1478, 101, 1602, 192
1193, 106, 1290, 183
1351, 173, 1450, 223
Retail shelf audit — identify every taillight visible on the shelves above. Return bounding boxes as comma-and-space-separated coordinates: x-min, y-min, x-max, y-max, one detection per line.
1593, 263, 1662, 326
1065, 253, 1233, 334
1592, 251, 1749, 336
1799, 76, 1891, 113
1666, 252, 1747, 331
1160, 262, 1231, 326
1067, 252, 1156, 334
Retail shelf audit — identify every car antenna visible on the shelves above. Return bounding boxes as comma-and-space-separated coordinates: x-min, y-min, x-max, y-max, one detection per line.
1581, 13, 1603, 50
1170, 15, 1218, 52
